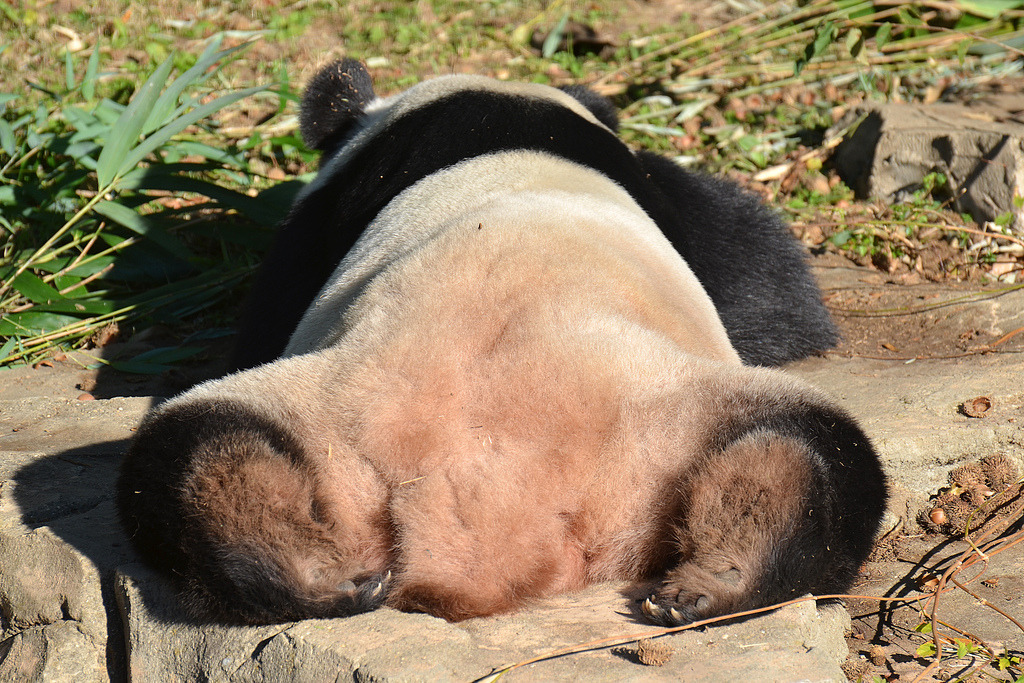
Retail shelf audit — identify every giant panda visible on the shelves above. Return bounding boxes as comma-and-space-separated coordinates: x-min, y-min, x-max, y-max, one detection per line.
116, 60, 888, 626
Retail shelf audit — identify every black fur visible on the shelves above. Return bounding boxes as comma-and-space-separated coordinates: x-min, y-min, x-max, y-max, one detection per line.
232, 85, 834, 370
730, 402, 885, 606
117, 400, 389, 624
636, 151, 839, 365
117, 402, 297, 619
559, 84, 619, 132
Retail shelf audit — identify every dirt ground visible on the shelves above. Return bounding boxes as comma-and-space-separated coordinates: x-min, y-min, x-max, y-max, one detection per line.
808, 254, 1024, 681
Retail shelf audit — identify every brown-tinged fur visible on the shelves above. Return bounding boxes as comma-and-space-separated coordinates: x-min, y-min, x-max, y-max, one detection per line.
117, 83, 886, 626
120, 264, 883, 624
659, 432, 813, 621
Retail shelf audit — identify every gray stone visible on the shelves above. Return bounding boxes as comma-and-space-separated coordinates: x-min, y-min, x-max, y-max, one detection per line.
831, 102, 1024, 232
0, 621, 106, 682
115, 563, 850, 682
0, 528, 85, 635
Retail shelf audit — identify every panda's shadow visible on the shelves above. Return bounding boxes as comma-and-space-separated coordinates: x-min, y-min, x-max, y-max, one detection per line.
12, 436, 202, 629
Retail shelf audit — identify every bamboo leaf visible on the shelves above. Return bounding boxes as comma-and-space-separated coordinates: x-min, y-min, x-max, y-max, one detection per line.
65, 141, 101, 170
845, 27, 864, 60
811, 21, 837, 59
875, 23, 892, 50
118, 169, 267, 220
542, 12, 570, 58
959, 0, 1024, 19
0, 311, 81, 336
36, 299, 116, 315
103, 346, 203, 374
66, 256, 116, 277
0, 336, 17, 360
11, 271, 61, 304
0, 118, 14, 156
95, 54, 176, 188
64, 49, 75, 92
957, 39, 970, 64
160, 139, 248, 169
93, 200, 193, 260
116, 83, 265, 180
141, 36, 252, 135
82, 46, 100, 100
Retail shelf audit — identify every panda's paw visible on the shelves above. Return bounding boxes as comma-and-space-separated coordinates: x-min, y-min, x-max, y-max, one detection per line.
641, 595, 690, 626
641, 567, 748, 626
340, 570, 392, 612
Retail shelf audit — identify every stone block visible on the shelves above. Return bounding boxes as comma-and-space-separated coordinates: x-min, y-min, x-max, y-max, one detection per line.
832, 102, 1024, 232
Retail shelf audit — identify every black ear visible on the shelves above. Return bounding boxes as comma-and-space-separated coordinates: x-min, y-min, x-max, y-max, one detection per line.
300, 59, 376, 152
558, 85, 618, 132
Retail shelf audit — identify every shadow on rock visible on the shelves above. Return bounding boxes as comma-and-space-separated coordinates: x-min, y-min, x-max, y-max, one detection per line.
4, 437, 202, 681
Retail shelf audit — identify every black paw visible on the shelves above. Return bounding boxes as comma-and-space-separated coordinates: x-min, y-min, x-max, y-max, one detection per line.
641, 567, 746, 626
340, 570, 391, 613
640, 595, 703, 626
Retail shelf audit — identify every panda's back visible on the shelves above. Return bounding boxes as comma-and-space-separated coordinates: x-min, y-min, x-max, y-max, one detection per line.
285, 150, 740, 369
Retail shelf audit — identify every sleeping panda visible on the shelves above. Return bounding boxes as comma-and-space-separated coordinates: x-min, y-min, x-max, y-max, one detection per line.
116, 60, 888, 626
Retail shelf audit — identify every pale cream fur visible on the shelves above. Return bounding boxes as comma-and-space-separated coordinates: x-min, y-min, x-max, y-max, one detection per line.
286, 151, 739, 364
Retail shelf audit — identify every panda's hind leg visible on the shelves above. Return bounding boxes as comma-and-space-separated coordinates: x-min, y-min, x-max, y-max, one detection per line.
642, 428, 880, 626
118, 401, 393, 625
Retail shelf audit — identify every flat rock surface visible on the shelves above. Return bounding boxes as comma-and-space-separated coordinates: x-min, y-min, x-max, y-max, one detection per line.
1, 258, 1022, 681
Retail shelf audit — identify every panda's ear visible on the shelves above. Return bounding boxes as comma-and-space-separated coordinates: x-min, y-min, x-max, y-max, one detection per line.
558, 85, 618, 132
300, 59, 376, 152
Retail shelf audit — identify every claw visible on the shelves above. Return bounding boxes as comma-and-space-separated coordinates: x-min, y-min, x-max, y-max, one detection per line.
641, 596, 690, 626
641, 596, 673, 626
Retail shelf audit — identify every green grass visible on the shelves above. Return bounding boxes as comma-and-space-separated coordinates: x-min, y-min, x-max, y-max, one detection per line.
2, 0, 1024, 371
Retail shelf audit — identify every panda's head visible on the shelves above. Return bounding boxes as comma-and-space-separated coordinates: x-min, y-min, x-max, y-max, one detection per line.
298, 60, 619, 160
